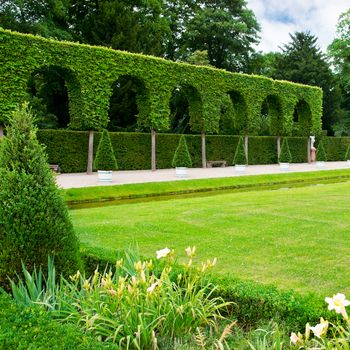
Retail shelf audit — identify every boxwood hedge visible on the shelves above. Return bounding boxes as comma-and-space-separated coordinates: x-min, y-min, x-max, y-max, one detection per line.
0, 29, 322, 136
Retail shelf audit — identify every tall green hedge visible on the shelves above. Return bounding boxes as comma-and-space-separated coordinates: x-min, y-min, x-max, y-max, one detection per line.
0, 29, 322, 136
323, 137, 350, 161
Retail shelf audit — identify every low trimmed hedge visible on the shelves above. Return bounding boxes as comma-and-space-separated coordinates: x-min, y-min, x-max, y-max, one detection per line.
81, 249, 336, 333
34, 131, 350, 173
0, 294, 114, 349
36, 130, 314, 173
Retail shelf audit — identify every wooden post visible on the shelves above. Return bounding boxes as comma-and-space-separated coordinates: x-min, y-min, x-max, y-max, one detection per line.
87, 130, 94, 174
277, 136, 281, 159
201, 131, 206, 168
0, 125, 4, 138
151, 129, 156, 171
244, 135, 248, 162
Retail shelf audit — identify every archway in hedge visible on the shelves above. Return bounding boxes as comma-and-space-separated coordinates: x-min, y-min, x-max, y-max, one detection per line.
108, 75, 149, 132
27, 66, 80, 129
293, 100, 312, 135
169, 84, 203, 134
225, 90, 248, 134
260, 95, 283, 135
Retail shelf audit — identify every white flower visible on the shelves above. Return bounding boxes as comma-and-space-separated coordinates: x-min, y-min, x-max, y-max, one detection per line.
309, 319, 328, 338
325, 293, 350, 319
290, 332, 299, 345
147, 282, 158, 293
156, 247, 171, 259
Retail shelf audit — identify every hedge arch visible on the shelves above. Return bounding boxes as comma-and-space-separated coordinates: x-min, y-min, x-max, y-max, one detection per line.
260, 95, 283, 136
293, 100, 312, 136
108, 75, 149, 132
227, 90, 248, 134
0, 29, 322, 136
27, 65, 82, 129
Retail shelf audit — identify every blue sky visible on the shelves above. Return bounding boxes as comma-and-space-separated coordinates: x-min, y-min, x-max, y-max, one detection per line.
246, 0, 349, 53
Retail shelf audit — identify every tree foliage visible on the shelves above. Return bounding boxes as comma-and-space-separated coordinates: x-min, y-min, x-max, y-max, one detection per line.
279, 138, 292, 163
272, 31, 339, 135
233, 136, 247, 165
172, 135, 192, 167
0, 104, 81, 288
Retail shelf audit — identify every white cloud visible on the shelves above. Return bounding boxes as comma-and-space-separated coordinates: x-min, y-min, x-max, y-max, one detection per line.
247, 0, 349, 53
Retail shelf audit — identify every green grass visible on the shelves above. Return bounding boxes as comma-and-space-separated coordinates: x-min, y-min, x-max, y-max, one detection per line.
71, 180, 350, 295
64, 169, 350, 205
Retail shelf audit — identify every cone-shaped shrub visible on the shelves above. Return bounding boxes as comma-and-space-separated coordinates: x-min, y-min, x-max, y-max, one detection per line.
345, 145, 350, 160
316, 140, 327, 161
172, 135, 192, 168
279, 138, 292, 163
0, 104, 81, 289
94, 130, 118, 170
233, 136, 247, 165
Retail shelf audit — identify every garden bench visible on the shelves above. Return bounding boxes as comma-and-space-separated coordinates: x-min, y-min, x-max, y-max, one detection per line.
49, 164, 61, 173
206, 160, 227, 168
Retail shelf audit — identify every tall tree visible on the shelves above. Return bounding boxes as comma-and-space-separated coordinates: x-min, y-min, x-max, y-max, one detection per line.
328, 9, 350, 136
178, 0, 260, 72
68, 0, 171, 56
272, 31, 340, 135
0, 0, 73, 40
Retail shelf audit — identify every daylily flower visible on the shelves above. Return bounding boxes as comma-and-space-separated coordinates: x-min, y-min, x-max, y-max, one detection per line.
156, 247, 171, 259
309, 318, 328, 338
325, 293, 350, 319
290, 332, 301, 345
185, 246, 196, 258
147, 282, 158, 293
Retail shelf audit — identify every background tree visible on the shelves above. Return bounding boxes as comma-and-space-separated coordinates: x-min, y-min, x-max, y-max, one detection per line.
272, 31, 340, 135
178, 0, 260, 72
0, 0, 72, 40
328, 9, 350, 136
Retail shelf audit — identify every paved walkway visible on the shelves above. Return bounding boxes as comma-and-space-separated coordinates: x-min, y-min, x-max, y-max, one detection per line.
56, 161, 350, 189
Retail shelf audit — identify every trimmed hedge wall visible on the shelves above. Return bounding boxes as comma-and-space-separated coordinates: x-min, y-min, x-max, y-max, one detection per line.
34, 130, 350, 173
0, 29, 322, 136
324, 137, 350, 161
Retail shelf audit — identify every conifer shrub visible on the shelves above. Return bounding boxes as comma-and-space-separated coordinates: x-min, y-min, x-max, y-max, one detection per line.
172, 135, 192, 168
316, 140, 327, 161
345, 145, 350, 160
93, 129, 118, 170
0, 104, 81, 289
278, 138, 292, 163
233, 136, 247, 165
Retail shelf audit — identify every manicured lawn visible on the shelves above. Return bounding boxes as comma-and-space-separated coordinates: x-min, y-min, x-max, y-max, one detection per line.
71, 181, 350, 295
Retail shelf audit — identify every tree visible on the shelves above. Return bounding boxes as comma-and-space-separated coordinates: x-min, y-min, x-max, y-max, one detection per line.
233, 136, 247, 165
0, 0, 73, 40
279, 138, 292, 163
328, 9, 350, 136
272, 31, 340, 135
179, 0, 260, 72
68, 0, 171, 56
0, 104, 81, 288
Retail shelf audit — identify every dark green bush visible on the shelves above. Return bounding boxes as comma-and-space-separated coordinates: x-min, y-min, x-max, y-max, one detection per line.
323, 137, 350, 161
233, 136, 247, 165
93, 130, 118, 170
0, 294, 113, 349
172, 135, 192, 167
287, 137, 308, 163
316, 140, 327, 161
279, 138, 292, 163
0, 105, 81, 289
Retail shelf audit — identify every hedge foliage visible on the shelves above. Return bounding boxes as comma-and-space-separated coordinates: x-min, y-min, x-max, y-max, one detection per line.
0, 29, 322, 136
93, 130, 118, 170
233, 136, 247, 165
172, 135, 192, 167
0, 294, 113, 350
33, 130, 350, 173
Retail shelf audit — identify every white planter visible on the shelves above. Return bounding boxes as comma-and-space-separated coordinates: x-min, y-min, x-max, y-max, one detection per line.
97, 170, 113, 182
279, 162, 289, 171
235, 164, 246, 172
316, 161, 325, 169
175, 167, 188, 177
347, 160, 350, 167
